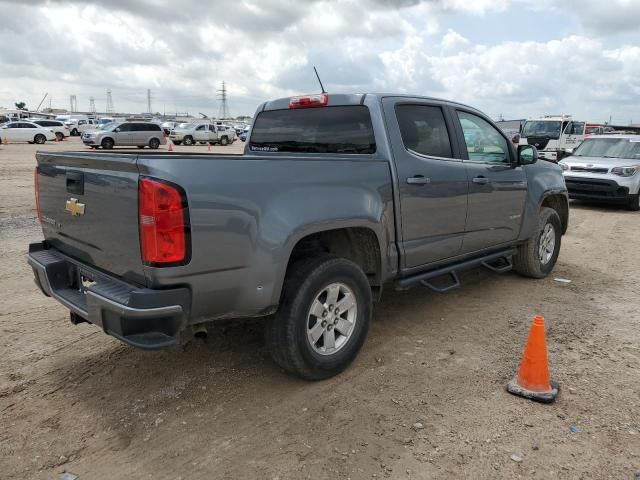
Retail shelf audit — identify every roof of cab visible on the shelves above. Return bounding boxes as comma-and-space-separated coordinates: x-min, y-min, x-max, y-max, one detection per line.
260, 93, 482, 114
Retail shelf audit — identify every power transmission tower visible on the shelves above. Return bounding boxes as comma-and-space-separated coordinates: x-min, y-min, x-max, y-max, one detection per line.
106, 89, 114, 114
217, 81, 229, 119
89, 97, 96, 114
147, 88, 152, 114
69, 95, 77, 112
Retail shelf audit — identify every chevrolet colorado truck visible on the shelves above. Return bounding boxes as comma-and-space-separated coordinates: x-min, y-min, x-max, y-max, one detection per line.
28, 93, 569, 380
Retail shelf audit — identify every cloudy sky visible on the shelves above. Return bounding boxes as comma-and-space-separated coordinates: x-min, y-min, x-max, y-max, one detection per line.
1, 0, 639, 122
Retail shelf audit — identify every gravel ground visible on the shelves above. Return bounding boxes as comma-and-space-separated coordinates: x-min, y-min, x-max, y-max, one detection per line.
0, 137, 638, 479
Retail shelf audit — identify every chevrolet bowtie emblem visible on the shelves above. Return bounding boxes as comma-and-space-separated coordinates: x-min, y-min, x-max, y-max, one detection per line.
65, 198, 85, 216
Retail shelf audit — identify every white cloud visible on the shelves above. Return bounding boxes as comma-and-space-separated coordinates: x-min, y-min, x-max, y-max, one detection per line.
0, 0, 638, 123
440, 29, 469, 51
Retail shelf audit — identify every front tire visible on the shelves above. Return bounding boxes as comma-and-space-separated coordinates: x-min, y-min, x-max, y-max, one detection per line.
266, 256, 372, 380
513, 207, 562, 278
101, 137, 114, 150
55, 132, 64, 142
183, 136, 194, 146
34, 134, 46, 144
220, 136, 229, 146
627, 194, 640, 211
71, 128, 78, 136
149, 138, 160, 149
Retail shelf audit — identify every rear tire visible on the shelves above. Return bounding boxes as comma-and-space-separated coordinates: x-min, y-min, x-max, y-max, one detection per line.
513, 207, 562, 278
101, 137, 114, 150
627, 194, 640, 211
149, 138, 160, 149
183, 136, 194, 146
266, 256, 372, 380
34, 134, 46, 144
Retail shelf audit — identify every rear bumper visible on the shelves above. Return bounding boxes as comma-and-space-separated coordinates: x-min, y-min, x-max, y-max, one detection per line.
564, 176, 631, 202
28, 242, 191, 349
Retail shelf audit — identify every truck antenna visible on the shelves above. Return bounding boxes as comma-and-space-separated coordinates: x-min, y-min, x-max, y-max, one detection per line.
313, 66, 327, 94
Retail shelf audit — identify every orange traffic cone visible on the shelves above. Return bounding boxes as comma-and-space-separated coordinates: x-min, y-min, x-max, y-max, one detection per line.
168, 141, 173, 152
507, 315, 559, 403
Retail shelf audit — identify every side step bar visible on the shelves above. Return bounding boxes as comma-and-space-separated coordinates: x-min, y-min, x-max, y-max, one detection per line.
396, 248, 516, 293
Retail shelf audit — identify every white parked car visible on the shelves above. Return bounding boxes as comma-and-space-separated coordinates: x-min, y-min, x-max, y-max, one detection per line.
30, 120, 70, 141
559, 135, 640, 211
0, 121, 56, 144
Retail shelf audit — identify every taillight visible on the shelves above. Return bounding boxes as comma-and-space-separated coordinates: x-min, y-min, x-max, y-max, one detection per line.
138, 177, 189, 266
289, 94, 328, 109
34, 166, 41, 224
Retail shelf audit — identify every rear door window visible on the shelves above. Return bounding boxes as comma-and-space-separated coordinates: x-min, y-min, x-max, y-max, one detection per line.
395, 105, 452, 158
250, 106, 376, 154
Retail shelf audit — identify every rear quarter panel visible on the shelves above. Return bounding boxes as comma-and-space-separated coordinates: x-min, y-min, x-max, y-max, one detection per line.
137, 154, 396, 322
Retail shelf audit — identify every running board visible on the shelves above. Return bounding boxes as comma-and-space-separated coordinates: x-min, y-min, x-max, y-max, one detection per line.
396, 248, 516, 292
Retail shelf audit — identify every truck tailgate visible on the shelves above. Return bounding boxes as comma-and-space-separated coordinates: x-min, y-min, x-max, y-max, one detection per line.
36, 151, 145, 284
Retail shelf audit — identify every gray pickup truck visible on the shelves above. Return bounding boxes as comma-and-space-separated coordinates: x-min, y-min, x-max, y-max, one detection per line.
29, 93, 568, 380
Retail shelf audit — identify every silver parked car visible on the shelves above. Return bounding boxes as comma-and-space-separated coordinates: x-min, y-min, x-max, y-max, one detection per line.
559, 135, 640, 210
82, 122, 166, 149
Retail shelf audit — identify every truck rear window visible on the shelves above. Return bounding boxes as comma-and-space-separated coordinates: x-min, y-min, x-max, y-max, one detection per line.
249, 106, 376, 154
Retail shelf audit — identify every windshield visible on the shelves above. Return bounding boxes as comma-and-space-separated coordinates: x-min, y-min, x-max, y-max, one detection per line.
249, 106, 376, 154
521, 121, 562, 139
573, 138, 640, 160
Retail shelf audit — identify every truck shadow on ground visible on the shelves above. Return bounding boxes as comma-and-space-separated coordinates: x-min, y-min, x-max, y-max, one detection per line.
40, 266, 535, 449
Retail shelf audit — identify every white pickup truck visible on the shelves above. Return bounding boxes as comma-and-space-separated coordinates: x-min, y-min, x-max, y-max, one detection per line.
169, 122, 235, 146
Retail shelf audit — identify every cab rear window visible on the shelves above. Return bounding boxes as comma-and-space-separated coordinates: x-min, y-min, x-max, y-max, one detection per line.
249, 106, 376, 154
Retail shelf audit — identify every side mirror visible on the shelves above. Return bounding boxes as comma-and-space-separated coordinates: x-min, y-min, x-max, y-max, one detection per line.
114, 128, 121, 132
518, 144, 538, 165
563, 148, 574, 157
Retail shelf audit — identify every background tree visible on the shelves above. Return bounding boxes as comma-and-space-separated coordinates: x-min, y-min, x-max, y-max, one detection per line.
15, 102, 27, 110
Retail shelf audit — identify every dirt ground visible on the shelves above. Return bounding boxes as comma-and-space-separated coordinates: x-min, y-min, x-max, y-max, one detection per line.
1, 137, 638, 480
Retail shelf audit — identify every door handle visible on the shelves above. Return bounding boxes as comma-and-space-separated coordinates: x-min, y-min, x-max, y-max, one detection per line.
472, 176, 490, 185
406, 175, 430, 185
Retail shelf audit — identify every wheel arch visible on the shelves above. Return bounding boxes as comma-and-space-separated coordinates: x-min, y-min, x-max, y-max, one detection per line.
278, 225, 385, 303
540, 192, 569, 235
